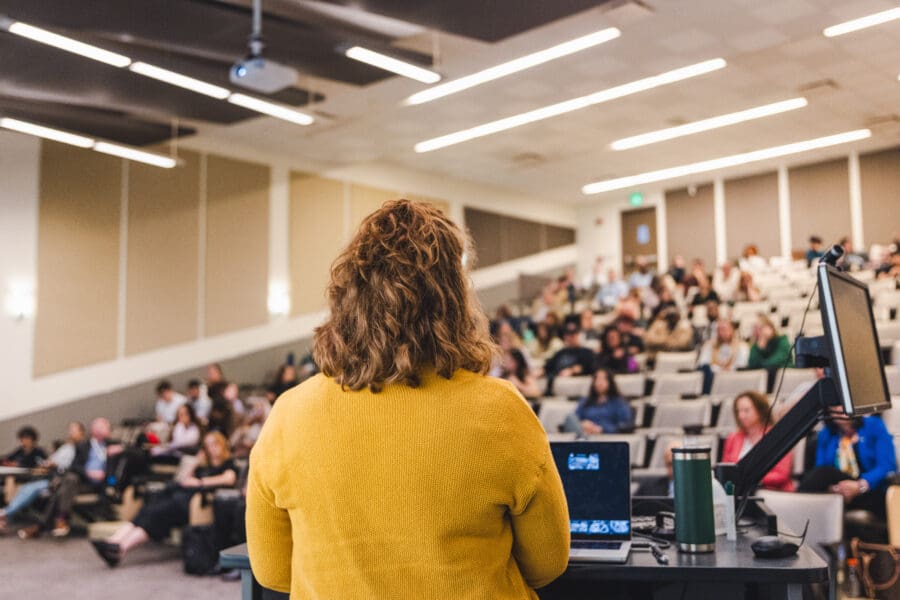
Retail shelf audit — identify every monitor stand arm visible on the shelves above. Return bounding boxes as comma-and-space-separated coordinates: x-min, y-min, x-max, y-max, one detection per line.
716, 367, 840, 498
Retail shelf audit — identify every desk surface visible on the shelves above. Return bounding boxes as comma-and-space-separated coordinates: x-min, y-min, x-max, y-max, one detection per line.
220, 531, 827, 585
0, 466, 31, 476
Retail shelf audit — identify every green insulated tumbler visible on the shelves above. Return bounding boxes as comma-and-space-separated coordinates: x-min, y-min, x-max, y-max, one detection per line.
672, 446, 716, 553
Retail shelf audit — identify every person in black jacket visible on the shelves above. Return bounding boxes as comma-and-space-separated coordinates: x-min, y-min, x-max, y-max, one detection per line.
543, 322, 597, 395
2, 426, 46, 469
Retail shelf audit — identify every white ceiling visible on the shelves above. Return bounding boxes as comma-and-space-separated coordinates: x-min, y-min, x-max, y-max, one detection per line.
190, 0, 900, 204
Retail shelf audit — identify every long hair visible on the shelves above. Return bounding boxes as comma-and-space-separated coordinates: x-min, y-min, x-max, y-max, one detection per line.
313, 199, 496, 392
585, 368, 622, 406
733, 391, 771, 434
199, 430, 231, 466
505, 348, 530, 382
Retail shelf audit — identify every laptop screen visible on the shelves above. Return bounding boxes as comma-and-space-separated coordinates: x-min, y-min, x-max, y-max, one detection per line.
550, 441, 631, 541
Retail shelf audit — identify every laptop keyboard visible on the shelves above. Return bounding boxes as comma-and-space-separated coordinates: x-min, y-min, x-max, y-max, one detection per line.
572, 541, 622, 550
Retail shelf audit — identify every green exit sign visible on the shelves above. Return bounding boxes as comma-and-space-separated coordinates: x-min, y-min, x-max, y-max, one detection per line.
629, 192, 644, 206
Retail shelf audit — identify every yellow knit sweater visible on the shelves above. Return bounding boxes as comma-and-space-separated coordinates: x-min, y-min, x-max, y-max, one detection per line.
247, 369, 570, 599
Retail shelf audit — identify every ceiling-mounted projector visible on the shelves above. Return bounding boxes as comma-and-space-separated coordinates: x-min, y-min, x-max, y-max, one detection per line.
230, 57, 297, 94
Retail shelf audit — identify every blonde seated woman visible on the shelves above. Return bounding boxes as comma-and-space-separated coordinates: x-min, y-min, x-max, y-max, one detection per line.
90, 431, 237, 567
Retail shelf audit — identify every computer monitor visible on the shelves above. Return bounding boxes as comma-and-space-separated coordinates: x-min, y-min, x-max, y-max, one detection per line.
818, 264, 891, 416
550, 441, 631, 541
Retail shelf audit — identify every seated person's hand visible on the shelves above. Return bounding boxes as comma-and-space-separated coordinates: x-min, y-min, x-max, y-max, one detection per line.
557, 368, 575, 377
106, 444, 124, 457
830, 479, 863, 502
613, 348, 625, 359
87, 469, 106, 482
179, 476, 202, 488
581, 420, 603, 435
32, 466, 49, 476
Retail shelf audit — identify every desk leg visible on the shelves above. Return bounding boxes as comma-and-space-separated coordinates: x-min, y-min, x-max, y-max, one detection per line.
241, 568, 263, 600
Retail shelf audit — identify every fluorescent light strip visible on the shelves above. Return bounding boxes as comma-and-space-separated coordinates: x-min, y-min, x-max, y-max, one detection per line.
406, 27, 621, 105
345, 46, 441, 84
610, 97, 809, 150
6, 21, 131, 67
0, 117, 94, 147
227, 94, 314, 126
129, 62, 230, 99
823, 7, 900, 37
93, 142, 177, 168
583, 129, 871, 195
415, 58, 726, 153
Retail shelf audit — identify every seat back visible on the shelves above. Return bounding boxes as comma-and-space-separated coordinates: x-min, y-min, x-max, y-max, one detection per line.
652, 372, 703, 397
710, 369, 768, 395
553, 375, 593, 399
585, 433, 647, 467
615, 373, 646, 398
886, 366, 900, 396
775, 368, 818, 398
646, 433, 719, 468
756, 490, 843, 547
653, 352, 697, 374
538, 400, 576, 434
887, 486, 900, 547
651, 398, 711, 429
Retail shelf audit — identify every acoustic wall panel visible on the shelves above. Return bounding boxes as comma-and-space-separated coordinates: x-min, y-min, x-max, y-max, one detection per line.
125, 150, 200, 354
665, 185, 716, 268
205, 154, 270, 336
289, 174, 345, 314
789, 159, 850, 251
33, 142, 122, 376
859, 149, 900, 247
724, 172, 780, 261
349, 184, 396, 233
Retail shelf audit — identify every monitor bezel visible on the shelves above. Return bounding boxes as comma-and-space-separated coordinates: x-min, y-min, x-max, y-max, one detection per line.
550, 440, 632, 542
817, 263, 891, 416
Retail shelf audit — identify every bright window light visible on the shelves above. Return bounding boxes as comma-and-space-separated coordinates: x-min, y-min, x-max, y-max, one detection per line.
6, 21, 131, 67
129, 62, 230, 99
93, 142, 177, 168
582, 129, 871, 194
610, 97, 809, 150
345, 46, 441, 84
405, 27, 621, 105
414, 58, 726, 153
5, 281, 35, 321
0, 117, 95, 147
227, 93, 315, 126
823, 7, 900, 37
267, 281, 291, 317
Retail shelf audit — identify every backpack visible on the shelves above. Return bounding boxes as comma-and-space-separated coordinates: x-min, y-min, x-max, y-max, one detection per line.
181, 525, 219, 575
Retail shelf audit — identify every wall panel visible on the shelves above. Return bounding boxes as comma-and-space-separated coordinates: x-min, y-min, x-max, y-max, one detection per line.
125, 150, 201, 354
350, 184, 396, 232
464, 208, 504, 268
789, 159, 850, 250
859, 149, 900, 247
724, 171, 780, 260
33, 142, 121, 376
206, 155, 270, 336
665, 185, 716, 268
290, 174, 345, 314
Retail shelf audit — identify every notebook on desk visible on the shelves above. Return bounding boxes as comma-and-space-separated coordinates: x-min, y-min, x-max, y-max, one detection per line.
550, 441, 632, 563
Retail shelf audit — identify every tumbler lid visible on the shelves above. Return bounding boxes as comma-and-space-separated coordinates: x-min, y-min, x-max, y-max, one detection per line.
671, 446, 711, 460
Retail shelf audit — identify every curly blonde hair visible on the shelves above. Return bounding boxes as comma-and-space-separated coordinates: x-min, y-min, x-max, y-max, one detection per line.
313, 199, 496, 392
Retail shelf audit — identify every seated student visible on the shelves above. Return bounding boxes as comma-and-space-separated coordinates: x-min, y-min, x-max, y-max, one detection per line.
185, 378, 212, 422
91, 431, 238, 567
650, 286, 678, 322
19, 418, 121, 539
525, 321, 564, 361
596, 269, 630, 310
2, 426, 47, 469
734, 271, 761, 303
207, 382, 236, 438
690, 279, 720, 310
0, 422, 85, 533
697, 320, 749, 394
613, 314, 645, 356
798, 406, 897, 519
748, 315, 793, 372
628, 256, 654, 290
150, 403, 201, 458
567, 369, 633, 435
155, 380, 187, 425
543, 322, 597, 382
230, 399, 270, 458
267, 364, 300, 404
498, 348, 541, 399
596, 327, 638, 374
644, 307, 694, 358
806, 236, 824, 267
713, 261, 740, 303
721, 392, 793, 492
579, 308, 602, 342
696, 300, 723, 346
667, 255, 687, 286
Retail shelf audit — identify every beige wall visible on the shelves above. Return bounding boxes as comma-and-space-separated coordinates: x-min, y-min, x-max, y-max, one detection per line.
724, 171, 780, 260
665, 185, 717, 268
859, 149, 900, 246
789, 159, 851, 247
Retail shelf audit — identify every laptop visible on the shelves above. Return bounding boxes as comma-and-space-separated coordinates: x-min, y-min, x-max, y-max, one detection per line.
550, 441, 632, 563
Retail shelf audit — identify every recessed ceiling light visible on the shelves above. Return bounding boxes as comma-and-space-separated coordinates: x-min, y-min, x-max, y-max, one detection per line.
415, 58, 726, 153
4, 20, 131, 67
405, 27, 621, 105
227, 94, 315, 126
0, 117, 95, 147
610, 97, 808, 150
583, 129, 871, 194
129, 62, 230, 99
345, 46, 441, 84
823, 7, 900, 37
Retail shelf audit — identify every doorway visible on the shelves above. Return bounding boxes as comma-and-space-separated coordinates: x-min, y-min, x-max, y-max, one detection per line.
620, 207, 658, 275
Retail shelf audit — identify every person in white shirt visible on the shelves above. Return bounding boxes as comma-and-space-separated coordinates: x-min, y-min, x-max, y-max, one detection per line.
713, 261, 740, 303
151, 404, 201, 457
186, 379, 212, 422
155, 380, 187, 425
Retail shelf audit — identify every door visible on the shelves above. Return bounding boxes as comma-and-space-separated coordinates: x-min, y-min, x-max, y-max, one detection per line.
620, 207, 658, 275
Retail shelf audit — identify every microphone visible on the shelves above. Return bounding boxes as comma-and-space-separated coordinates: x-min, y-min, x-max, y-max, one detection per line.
819, 244, 844, 267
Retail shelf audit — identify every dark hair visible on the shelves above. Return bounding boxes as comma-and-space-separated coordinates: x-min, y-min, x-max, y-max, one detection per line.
809, 236, 822, 244
505, 348, 530, 382
187, 379, 201, 389
156, 380, 173, 395
313, 200, 496, 392
601, 326, 622, 349
207, 381, 229, 402
733, 391, 770, 433
16, 426, 38, 442
585, 368, 622, 406
178, 402, 199, 428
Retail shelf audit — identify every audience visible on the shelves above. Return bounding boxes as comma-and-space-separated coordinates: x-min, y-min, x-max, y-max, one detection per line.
543, 322, 597, 383
748, 314, 793, 371
734, 271, 761, 303
499, 348, 541, 398
596, 327, 638, 374
267, 364, 300, 403
150, 403, 201, 458
798, 406, 896, 518
567, 369, 634, 435
596, 269, 629, 309
525, 322, 564, 361
713, 262, 739, 302
697, 320, 749, 394
90, 431, 238, 567
230, 399, 269, 458
185, 379, 212, 421
720, 392, 793, 491
628, 256, 654, 290
806, 236, 824, 266
690, 278, 720, 309
154, 380, 187, 425
613, 315, 645, 356
2, 426, 47, 468
644, 307, 694, 358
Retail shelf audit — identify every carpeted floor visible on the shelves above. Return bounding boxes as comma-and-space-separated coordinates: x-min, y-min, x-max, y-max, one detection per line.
0, 533, 241, 599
